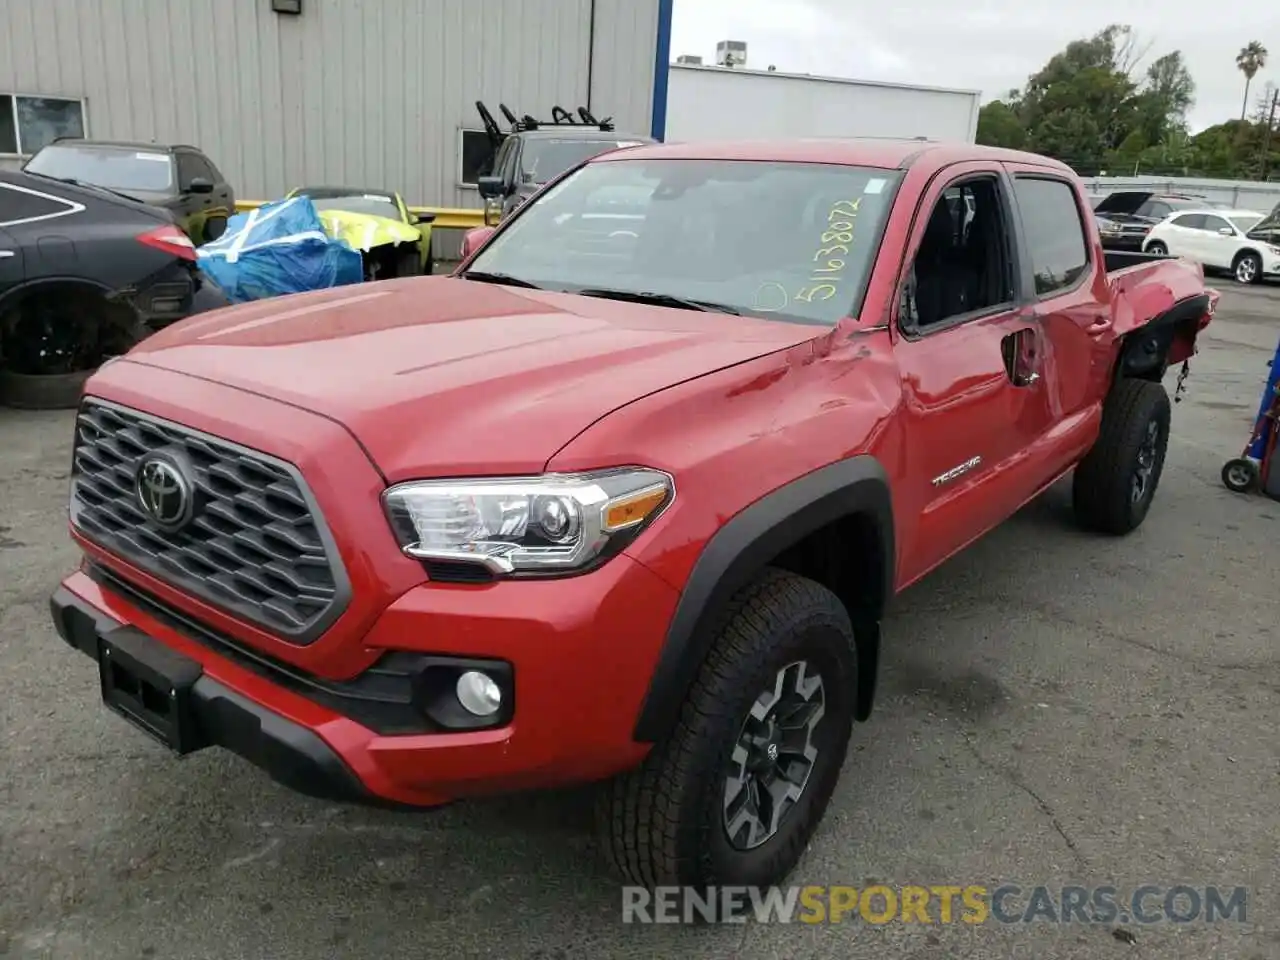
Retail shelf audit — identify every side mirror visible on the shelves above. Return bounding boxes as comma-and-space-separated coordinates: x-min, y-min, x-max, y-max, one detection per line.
461, 226, 497, 259
412, 212, 436, 225
476, 175, 505, 200
188, 177, 214, 194
1218, 226, 1234, 236
483, 198, 503, 227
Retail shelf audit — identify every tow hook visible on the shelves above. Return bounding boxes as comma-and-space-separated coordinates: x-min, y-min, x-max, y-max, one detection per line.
1174, 359, 1191, 403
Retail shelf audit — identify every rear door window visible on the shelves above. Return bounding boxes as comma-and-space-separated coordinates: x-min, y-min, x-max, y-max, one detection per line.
1171, 214, 1206, 230
0, 180, 81, 228
1012, 176, 1089, 296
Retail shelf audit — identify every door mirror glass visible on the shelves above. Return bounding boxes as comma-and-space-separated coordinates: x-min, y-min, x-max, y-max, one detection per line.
483, 198, 502, 226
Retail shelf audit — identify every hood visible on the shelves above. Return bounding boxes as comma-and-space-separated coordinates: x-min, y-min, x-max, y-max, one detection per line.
316, 209, 422, 251
122, 276, 823, 480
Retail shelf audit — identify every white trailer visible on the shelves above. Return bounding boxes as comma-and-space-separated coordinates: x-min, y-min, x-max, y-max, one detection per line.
662, 63, 980, 144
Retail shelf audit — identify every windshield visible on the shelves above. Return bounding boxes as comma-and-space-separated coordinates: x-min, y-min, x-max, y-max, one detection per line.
24, 143, 174, 193
520, 138, 644, 183
1229, 214, 1262, 233
465, 158, 902, 326
304, 194, 402, 219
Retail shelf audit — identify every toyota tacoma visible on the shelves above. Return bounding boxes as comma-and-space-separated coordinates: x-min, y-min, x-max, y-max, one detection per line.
51, 140, 1216, 891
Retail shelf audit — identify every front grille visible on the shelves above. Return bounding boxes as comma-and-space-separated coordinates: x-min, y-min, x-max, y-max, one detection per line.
70, 399, 349, 644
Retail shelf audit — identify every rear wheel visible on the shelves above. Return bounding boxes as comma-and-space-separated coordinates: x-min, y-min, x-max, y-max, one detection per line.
1072, 379, 1171, 534
597, 568, 857, 891
1145, 241, 1168, 256
1234, 251, 1262, 284
0, 288, 149, 410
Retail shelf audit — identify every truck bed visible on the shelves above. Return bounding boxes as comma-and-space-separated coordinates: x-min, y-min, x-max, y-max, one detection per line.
1104, 249, 1212, 336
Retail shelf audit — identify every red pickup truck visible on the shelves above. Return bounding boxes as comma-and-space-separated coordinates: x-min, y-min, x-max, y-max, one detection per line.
51, 140, 1215, 892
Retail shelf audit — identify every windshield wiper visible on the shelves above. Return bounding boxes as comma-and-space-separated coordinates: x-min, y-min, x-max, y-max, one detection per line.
461, 271, 544, 289
573, 287, 742, 315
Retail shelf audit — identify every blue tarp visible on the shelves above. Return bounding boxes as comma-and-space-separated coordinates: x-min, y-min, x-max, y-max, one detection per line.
196, 196, 364, 303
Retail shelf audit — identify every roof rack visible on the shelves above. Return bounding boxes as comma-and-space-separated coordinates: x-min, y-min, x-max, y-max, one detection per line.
475, 100, 615, 148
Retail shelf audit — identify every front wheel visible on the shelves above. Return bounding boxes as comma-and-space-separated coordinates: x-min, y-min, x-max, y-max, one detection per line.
1145, 241, 1168, 256
597, 569, 857, 892
1072, 379, 1171, 535
1234, 252, 1262, 285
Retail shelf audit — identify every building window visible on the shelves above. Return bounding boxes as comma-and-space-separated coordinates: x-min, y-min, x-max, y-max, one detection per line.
0, 95, 87, 156
459, 129, 498, 187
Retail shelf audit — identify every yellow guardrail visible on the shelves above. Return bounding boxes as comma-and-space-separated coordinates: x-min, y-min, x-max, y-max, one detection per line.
233, 199, 483, 230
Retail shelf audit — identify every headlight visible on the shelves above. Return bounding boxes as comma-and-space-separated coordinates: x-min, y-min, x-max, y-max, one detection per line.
1267, 245, 1280, 257
382, 467, 674, 577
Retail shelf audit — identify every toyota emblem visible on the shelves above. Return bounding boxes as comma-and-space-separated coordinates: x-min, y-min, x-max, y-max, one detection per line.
135, 456, 194, 530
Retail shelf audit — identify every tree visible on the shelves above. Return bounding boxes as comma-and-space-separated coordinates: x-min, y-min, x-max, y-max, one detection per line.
1236, 41, 1268, 121
976, 100, 1025, 149
972, 27, 1280, 179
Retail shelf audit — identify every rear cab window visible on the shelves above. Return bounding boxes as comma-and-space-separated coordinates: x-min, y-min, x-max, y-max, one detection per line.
1011, 176, 1089, 296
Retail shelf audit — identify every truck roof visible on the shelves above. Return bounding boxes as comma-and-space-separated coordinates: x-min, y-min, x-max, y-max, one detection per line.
593, 139, 1075, 176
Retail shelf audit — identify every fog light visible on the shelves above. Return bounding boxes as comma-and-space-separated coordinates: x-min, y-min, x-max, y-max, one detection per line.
456, 670, 502, 716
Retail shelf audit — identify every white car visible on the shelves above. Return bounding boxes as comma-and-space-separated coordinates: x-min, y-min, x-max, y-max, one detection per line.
1141, 207, 1278, 284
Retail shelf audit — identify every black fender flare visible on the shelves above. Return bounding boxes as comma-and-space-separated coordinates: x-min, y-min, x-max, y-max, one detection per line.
632, 454, 895, 743
1118, 292, 1211, 378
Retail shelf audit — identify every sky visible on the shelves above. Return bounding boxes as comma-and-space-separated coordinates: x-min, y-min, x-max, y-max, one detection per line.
670, 0, 1280, 132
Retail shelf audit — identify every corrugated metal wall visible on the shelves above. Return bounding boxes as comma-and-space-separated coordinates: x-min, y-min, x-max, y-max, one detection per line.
0, 0, 659, 209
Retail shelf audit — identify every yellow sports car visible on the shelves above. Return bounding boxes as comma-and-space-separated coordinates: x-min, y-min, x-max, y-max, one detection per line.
286, 186, 435, 280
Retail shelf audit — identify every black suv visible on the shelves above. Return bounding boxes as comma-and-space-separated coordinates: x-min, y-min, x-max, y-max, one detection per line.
472, 102, 652, 224
1093, 191, 1224, 251
23, 139, 236, 244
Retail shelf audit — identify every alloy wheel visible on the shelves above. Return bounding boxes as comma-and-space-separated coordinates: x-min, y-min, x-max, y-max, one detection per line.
722, 660, 826, 851
1132, 418, 1161, 503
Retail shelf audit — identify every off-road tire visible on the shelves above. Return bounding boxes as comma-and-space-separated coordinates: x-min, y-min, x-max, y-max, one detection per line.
1072, 378, 1171, 534
596, 568, 857, 891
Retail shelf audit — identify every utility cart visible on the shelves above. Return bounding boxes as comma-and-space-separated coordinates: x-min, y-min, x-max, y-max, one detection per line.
1221, 332, 1280, 499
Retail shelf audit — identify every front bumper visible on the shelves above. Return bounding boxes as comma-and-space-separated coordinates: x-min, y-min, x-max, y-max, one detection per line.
50, 548, 678, 807
51, 583, 388, 806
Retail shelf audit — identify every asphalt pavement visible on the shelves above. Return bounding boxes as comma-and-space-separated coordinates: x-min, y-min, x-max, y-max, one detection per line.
1, 284, 1278, 959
